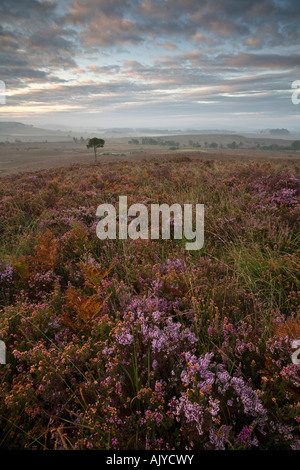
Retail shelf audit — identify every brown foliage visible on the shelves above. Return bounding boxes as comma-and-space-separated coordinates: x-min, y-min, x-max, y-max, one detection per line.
62, 287, 110, 330
32, 230, 58, 272
272, 317, 300, 339
62, 263, 112, 329
80, 262, 112, 290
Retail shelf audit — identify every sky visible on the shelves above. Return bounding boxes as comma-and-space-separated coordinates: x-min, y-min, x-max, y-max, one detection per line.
0, 0, 300, 132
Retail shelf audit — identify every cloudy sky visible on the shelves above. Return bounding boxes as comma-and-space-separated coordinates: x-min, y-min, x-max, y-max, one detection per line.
0, 0, 300, 131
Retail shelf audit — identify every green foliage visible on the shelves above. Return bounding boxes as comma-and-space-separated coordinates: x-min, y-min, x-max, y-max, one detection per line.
291, 140, 300, 151
227, 141, 238, 149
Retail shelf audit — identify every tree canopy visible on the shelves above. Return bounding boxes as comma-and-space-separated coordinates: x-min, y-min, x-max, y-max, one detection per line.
291, 140, 300, 151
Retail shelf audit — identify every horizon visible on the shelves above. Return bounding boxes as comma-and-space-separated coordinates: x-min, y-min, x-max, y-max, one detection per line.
0, 0, 300, 131
1, 119, 300, 138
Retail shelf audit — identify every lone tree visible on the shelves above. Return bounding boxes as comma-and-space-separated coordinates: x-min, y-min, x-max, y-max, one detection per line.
87, 137, 105, 162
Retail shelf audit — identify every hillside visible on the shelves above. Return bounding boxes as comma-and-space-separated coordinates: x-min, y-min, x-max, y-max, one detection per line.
0, 121, 75, 143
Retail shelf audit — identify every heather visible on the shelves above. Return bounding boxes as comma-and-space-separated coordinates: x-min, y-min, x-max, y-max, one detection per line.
0, 157, 299, 450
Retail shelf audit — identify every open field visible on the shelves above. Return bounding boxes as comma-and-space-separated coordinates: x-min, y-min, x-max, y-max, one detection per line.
0, 135, 299, 176
0, 153, 299, 450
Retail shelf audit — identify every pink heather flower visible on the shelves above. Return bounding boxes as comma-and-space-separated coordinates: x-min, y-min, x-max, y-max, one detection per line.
236, 426, 252, 445
207, 326, 213, 336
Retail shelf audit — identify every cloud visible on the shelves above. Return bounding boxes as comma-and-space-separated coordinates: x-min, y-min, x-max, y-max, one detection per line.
1, 0, 300, 129
224, 53, 300, 70
156, 42, 178, 50
59, 0, 300, 56
0, 0, 58, 22
0, 0, 78, 90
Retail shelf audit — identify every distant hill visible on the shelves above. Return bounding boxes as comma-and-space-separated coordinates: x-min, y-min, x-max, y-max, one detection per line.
0, 121, 65, 136
0, 121, 76, 143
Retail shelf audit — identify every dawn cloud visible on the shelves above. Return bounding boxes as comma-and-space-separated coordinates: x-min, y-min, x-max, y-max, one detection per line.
1, 0, 299, 130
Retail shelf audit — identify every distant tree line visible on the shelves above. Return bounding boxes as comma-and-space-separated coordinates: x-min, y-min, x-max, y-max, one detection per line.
268, 128, 290, 135
73, 136, 88, 143
256, 140, 300, 151
128, 137, 180, 147
189, 140, 202, 148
